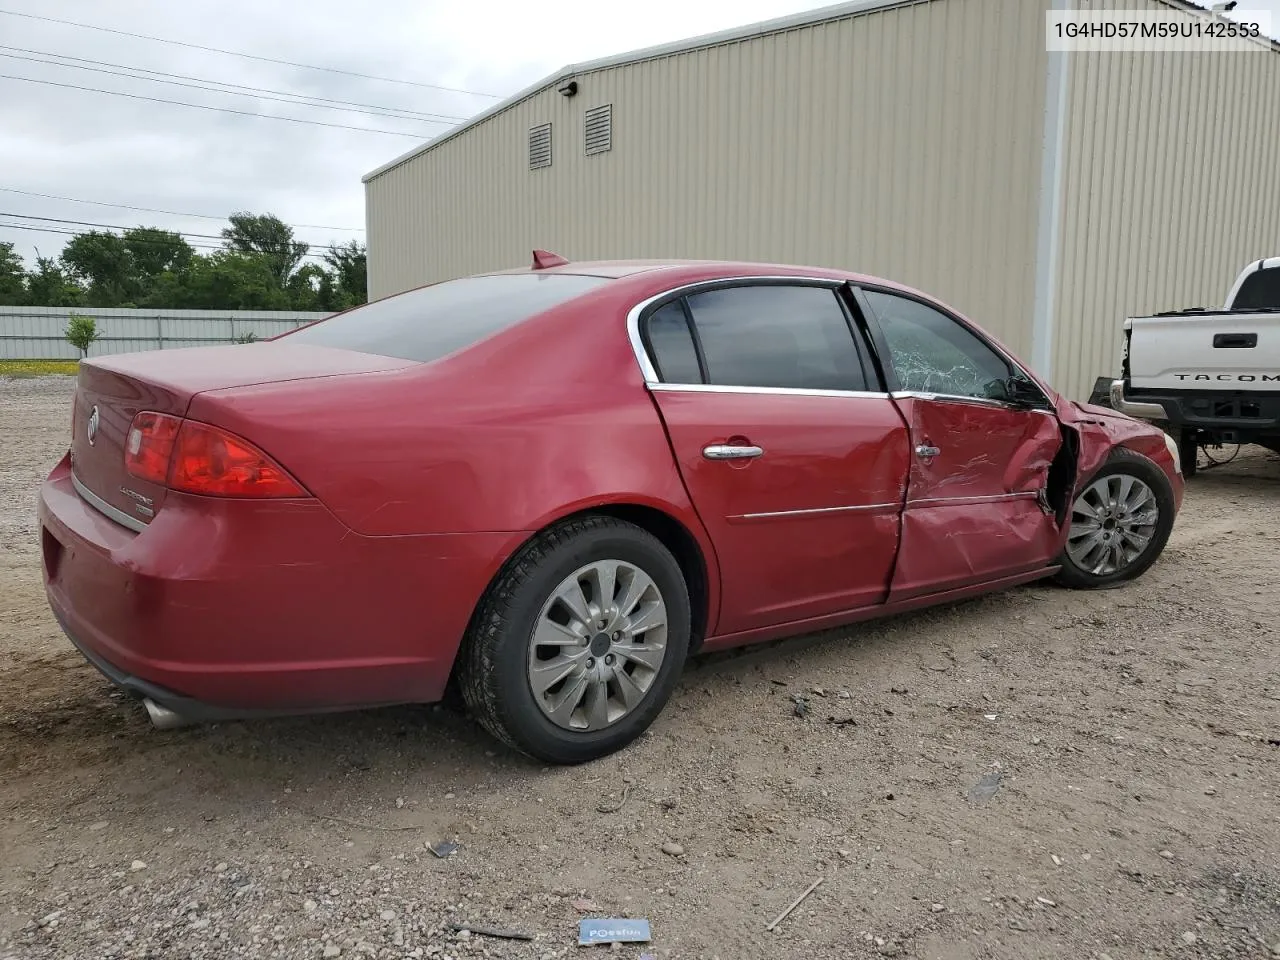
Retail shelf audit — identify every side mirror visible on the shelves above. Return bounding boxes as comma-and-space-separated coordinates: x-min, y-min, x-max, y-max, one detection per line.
985, 376, 1044, 408
1005, 375, 1045, 408
983, 377, 1011, 402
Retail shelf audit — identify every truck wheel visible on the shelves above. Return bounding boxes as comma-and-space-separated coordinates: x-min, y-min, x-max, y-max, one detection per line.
1055, 448, 1176, 590
1177, 430, 1198, 479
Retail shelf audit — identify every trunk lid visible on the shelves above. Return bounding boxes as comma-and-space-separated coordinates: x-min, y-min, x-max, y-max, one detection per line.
70, 343, 415, 527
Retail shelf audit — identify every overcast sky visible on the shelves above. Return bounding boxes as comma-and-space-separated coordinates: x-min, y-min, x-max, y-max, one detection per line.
1, 0, 1277, 268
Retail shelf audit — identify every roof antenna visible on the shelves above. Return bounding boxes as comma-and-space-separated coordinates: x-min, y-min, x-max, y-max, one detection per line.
531, 249, 569, 269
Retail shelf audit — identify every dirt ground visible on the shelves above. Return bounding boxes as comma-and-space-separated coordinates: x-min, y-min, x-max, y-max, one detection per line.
1, 374, 1278, 960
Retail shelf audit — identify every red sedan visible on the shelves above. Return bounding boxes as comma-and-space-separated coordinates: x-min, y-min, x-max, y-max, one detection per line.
38, 255, 1184, 763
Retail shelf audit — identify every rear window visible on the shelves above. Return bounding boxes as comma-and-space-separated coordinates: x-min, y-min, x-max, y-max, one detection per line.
285, 273, 611, 362
1232, 266, 1280, 310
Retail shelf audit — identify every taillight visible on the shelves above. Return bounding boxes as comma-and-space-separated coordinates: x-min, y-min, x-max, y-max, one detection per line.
125, 412, 182, 483
168, 420, 305, 498
123, 413, 305, 498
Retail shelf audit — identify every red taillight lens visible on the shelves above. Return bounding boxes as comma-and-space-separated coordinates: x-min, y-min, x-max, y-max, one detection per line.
168, 420, 305, 498
124, 412, 183, 484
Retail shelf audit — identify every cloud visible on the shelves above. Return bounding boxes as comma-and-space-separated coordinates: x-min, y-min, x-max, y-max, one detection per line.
6, 0, 1274, 268
0, 0, 828, 266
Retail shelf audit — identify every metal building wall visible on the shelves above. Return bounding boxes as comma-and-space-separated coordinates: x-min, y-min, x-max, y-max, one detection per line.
1050, 0, 1280, 400
0, 307, 332, 360
366, 0, 1050, 355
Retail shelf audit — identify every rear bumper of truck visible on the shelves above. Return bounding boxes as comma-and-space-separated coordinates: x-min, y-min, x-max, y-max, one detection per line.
1107, 379, 1280, 441
1108, 380, 1168, 420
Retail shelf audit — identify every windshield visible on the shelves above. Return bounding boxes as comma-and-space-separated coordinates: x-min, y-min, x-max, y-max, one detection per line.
285, 273, 611, 362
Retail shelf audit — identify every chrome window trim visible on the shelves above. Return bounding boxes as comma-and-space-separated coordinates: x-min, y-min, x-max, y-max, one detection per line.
650, 383, 890, 400
733, 502, 900, 521
72, 472, 147, 533
625, 275, 847, 388
891, 390, 1057, 415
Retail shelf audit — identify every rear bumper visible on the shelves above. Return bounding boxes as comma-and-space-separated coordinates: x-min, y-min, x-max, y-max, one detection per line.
1108, 380, 1167, 420
38, 454, 526, 716
1109, 380, 1280, 438
52, 607, 278, 722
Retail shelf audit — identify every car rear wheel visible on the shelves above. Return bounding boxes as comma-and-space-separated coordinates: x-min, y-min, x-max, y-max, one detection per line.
1054, 449, 1175, 589
460, 516, 691, 764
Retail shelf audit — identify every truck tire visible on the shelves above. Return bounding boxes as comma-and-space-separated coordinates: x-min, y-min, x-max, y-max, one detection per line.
1177, 429, 1198, 479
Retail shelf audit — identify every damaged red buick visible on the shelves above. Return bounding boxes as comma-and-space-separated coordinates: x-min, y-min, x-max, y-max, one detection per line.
38, 255, 1183, 763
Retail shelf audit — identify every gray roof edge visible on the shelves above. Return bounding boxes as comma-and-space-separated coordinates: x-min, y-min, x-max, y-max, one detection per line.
361, 0, 905, 183
362, 0, 1279, 184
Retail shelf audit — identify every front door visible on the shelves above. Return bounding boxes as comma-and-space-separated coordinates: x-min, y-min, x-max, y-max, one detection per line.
856, 287, 1065, 600
639, 283, 911, 636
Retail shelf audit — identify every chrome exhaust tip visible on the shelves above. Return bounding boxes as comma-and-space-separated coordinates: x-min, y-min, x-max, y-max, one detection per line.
143, 698, 193, 730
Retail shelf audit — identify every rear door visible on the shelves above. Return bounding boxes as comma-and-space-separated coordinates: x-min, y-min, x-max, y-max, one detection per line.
639, 281, 910, 636
855, 287, 1064, 600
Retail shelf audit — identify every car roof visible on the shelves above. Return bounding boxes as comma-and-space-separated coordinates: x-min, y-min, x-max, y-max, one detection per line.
484, 257, 897, 288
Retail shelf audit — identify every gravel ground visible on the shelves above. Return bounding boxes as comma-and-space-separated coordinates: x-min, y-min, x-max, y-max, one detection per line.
1, 374, 1278, 960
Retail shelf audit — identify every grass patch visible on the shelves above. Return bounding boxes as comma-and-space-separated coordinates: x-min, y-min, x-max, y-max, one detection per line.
0, 359, 80, 378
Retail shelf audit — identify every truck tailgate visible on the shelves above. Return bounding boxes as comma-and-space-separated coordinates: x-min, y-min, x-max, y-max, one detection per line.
1126, 311, 1280, 390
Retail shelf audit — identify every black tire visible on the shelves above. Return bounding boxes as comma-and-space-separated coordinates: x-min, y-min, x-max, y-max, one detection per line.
1053, 447, 1176, 590
1177, 429, 1199, 479
460, 516, 691, 764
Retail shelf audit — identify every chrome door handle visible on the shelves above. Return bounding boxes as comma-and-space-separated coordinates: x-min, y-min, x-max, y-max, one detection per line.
703, 444, 764, 461
915, 444, 941, 458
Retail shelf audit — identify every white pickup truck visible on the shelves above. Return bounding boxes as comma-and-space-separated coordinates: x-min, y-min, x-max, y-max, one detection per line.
1106, 258, 1280, 476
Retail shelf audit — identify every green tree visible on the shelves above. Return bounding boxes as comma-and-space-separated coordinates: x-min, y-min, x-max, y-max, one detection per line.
65, 313, 99, 357
0, 242, 25, 305
25, 256, 83, 306
321, 240, 367, 309
60, 231, 138, 307
221, 212, 309, 287
176, 251, 290, 310
123, 227, 193, 279
286, 262, 327, 311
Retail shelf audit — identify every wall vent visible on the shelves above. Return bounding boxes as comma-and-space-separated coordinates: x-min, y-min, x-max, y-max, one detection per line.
529, 122, 552, 169
584, 104, 612, 156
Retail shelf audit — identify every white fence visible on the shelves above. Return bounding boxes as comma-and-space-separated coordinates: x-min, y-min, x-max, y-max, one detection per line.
0, 306, 335, 360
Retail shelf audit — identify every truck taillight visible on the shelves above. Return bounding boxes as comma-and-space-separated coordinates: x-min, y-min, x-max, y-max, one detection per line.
124, 412, 305, 498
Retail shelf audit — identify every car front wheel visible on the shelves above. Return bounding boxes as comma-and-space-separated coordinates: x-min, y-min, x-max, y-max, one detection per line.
460, 516, 691, 764
1055, 448, 1176, 589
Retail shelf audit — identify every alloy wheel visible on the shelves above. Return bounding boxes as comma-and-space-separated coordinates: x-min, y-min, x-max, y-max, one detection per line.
527, 560, 669, 732
1065, 474, 1159, 577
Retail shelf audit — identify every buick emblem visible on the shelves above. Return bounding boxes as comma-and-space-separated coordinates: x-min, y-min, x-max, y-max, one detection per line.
87, 405, 100, 446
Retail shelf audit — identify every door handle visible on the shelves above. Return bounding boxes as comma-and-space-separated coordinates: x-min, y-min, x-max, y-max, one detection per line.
703, 444, 764, 461
915, 444, 941, 458
1212, 332, 1257, 349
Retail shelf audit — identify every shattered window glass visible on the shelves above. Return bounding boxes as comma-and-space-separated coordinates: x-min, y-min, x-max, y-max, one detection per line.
863, 290, 1009, 398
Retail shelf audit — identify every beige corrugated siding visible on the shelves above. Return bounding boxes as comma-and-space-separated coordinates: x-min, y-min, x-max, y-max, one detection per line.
366, 0, 1049, 355
1052, 0, 1280, 400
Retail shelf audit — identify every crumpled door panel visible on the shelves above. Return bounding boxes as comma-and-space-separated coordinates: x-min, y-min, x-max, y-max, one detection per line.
889, 396, 1064, 601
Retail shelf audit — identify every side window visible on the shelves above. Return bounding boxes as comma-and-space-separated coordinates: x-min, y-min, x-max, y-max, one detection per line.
862, 290, 1009, 398
682, 285, 868, 391
645, 302, 703, 384
1232, 266, 1280, 310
